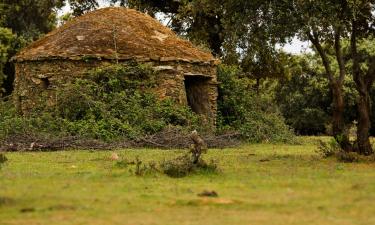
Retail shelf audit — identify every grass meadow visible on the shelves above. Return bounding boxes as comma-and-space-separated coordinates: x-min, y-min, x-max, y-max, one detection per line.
1, 137, 375, 225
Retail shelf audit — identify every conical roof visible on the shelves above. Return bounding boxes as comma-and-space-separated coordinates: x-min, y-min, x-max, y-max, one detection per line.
14, 7, 215, 63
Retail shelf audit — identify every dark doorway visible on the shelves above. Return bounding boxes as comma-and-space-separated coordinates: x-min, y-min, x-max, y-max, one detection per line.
41, 77, 50, 89
184, 76, 211, 117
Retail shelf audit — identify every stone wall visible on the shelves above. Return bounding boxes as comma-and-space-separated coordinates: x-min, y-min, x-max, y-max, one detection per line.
13, 59, 218, 125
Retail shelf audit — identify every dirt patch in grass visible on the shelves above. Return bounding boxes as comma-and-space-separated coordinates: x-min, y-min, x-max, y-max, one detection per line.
175, 198, 240, 206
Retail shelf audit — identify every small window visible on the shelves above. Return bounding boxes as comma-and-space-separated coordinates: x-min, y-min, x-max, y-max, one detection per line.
41, 78, 50, 89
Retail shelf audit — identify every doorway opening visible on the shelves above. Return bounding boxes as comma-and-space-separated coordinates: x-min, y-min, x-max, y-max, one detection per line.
184, 76, 211, 117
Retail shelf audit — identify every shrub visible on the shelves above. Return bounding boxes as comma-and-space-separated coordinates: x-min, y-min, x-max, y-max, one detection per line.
217, 65, 295, 143
316, 138, 341, 158
160, 131, 217, 177
0, 62, 203, 145
159, 154, 218, 178
159, 154, 194, 178
51, 63, 202, 140
274, 54, 358, 135
315, 138, 375, 163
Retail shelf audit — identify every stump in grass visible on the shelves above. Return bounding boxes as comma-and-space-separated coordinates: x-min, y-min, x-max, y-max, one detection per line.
160, 130, 217, 178
190, 130, 207, 164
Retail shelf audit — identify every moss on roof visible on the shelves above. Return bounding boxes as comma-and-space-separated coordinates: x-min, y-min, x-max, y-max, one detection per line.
14, 7, 216, 63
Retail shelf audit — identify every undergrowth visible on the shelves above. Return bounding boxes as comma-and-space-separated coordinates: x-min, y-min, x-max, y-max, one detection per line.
115, 152, 218, 178
317, 138, 375, 163
216, 65, 295, 143
0, 63, 296, 150
0, 63, 203, 147
114, 131, 218, 178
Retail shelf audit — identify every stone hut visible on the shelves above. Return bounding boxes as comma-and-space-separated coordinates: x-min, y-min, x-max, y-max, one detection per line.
12, 7, 219, 124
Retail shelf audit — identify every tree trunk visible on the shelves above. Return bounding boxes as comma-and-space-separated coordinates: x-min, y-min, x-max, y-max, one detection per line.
356, 86, 373, 155
331, 82, 351, 150
307, 30, 351, 151
351, 19, 374, 155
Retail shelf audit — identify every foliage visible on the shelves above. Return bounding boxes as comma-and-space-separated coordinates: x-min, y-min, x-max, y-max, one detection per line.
0, 0, 68, 94
316, 138, 341, 158
159, 154, 217, 178
0, 0, 102, 95
114, 149, 217, 178
316, 137, 375, 163
0, 63, 202, 143
0, 0, 63, 39
69, 0, 99, 16
159, 154, 195, 178
0, 27, 15, 93
216, 65, 295, 143
274, 54, 357, 135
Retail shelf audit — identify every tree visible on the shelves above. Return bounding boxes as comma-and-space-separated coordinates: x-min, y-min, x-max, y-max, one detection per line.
349, 1, 375, 155
109, 0, 225, 56
275, 52, 359, 136
275, 54, 332, 135
276, 0, 375, 154
0, 0, 102, 95
213, 0, 375, 154
69, 0, 99, 16
0, 0, 64, 39
0, 27, 15, 93
0, 0, 67, 95
273, 0, 353, 150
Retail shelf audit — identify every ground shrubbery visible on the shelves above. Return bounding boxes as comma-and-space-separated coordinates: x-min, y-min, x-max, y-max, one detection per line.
0, 63, 203, 149
317, 138, 375, 163
115, 152, 218, 178
159, 154, 218, 178
48, 63, 201, 140
216, 65, 295, 143
115, 132, 218, 178
0, 63, 295, 150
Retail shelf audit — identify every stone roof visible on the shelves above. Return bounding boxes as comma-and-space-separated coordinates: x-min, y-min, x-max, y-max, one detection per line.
13, 7, 216, 64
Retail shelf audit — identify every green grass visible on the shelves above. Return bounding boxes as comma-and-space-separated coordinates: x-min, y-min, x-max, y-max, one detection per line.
1, 137, 375, 225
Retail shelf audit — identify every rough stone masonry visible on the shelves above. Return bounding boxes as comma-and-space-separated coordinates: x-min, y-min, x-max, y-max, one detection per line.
12, 7, 219, 126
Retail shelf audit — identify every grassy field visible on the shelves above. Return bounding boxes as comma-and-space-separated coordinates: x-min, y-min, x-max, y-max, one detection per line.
1, 137, 375, 225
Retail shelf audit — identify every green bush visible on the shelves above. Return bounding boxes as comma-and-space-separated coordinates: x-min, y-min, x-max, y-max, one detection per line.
159, 154, 218, 178
316, 138, 341, 158
217, 65, 295, 143
0, 28, 16, 93
0, 63, 203, 143
274, 54, 358, 135
1, 62, 296, 146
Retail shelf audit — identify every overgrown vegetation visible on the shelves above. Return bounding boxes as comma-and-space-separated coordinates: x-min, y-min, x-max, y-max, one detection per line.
0, 62, 296, 151
216, 65, 295, 143
160, 154, 218, 178
159, 130, 217, 177
50, 63, 201, 140
0, 63, 203, 150
115, 151, 217, 178
317, 138, 375, 163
